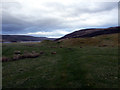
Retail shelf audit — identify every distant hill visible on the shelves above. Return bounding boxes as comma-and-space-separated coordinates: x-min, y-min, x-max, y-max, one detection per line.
56, 26, 120, 41
1, 35, 56, 42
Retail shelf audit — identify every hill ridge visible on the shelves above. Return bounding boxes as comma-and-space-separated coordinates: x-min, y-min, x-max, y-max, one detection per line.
56, 26, 120, 41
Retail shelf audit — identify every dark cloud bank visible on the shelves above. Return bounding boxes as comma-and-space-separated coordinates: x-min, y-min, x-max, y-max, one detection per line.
2, 1, 118, 38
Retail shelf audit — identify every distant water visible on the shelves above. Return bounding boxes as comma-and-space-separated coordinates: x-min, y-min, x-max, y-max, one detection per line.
1, 41, 41, 43
1, 42, 11, 43
20, 41, 41, 43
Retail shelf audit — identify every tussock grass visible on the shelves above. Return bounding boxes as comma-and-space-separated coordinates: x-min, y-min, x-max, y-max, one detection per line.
2, 51, 40, 62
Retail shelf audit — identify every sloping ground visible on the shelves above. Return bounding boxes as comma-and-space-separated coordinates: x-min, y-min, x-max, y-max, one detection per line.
2, 37, 119, 88
56, 26, 120, 41
61, 33, 119, 47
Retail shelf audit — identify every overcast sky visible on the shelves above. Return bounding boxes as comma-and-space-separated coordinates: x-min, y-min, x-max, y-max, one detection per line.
2, 0, 119, 38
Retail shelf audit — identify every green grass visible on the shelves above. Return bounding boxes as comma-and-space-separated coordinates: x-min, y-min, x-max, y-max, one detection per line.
2, 34, 119, 88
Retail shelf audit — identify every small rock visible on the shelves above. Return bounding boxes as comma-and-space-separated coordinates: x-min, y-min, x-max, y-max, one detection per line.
14, 51, 21, 54
40, 51, 44, 54
32, 51, 36, 53
19, 69, 23, 71
68, 48, 72, 50
112, 45, 114, 47
13, 55, 21, 60
51, 52, 56, 54
50, 46, 56, 48
114, 77, 118, 79
2, 57, 10, 62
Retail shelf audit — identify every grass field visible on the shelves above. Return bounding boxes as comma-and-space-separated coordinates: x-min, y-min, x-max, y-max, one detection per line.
2, 34, 119, 88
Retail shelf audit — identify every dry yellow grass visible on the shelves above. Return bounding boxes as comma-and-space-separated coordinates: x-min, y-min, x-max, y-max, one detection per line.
61, 33, 119, 47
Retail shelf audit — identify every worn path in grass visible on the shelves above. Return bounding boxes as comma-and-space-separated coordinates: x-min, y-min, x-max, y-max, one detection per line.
2, 41, 118, 88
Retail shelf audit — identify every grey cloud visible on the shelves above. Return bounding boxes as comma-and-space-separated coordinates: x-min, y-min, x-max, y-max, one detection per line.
2, 2, 22, 10
2, 1, 118, 37
33, 18, 68, 30
67, 2, 118, 17
2, 10, 67, 34
2, 11, 30, 33
2, 11, 27, 25
44, 2, 117, 17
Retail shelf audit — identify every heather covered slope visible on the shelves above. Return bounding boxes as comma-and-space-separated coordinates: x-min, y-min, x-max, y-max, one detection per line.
56, 26, 120, 41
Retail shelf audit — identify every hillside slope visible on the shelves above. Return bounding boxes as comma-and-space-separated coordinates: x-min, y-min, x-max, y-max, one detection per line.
56, 26, 120, 41
60, 33, 119, 47
2, 37, 118, 88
